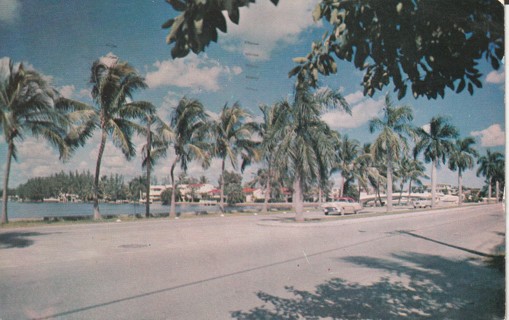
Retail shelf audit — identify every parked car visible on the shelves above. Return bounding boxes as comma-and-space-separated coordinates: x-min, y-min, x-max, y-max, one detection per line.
412, 199, 432, 208
321, 197, 363, 215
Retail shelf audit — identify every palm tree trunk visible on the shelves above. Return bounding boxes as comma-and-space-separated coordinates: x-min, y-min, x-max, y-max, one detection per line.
145, 121, 151, 218
340, 175, 345, 197
376, 179, 382, 206
293, 173, 304, 222
93, 129, 107, 220
398, 182, 404, 206
431, 159, 437, 208
1, 141, 14, 224
408, 180, 412, 204
458, 171, 463, 206
496, 180, 499, 203
386, 151, 393, 212
488, 178, 492, 203
219, 158, 225, 213
261, 167, 270, 214
169, 158, 178, 219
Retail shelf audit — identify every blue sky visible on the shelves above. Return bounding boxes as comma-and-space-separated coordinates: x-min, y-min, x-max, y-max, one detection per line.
0, 0, 505, 189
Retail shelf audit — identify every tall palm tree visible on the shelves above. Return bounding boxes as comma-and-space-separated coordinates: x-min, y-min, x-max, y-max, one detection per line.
257, 103, 280, 213
212, 103, 259, 213
0, 59, 93, 224
476, 149, 504, 203
139, 111, 168, 218
448, 137, 479, 205
369, 95, 414, 212
90, 54, 153, 220
159, 97, 210, 219
271, 85, 349, 221
414, 116, 459, 208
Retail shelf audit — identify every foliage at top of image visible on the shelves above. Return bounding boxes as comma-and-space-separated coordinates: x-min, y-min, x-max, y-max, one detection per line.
163, 0, 279, 58
163, 0, 504, 100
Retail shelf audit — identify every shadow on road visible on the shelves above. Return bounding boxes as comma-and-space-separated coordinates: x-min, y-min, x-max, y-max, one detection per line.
231, 251, 505, 319
0, 232, 49, 249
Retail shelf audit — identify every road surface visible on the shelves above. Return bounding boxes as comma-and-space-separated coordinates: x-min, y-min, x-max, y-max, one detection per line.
0, 204, 505, 319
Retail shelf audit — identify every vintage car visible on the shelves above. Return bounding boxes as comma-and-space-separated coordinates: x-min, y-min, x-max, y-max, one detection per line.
412, 199, 432, 208
321, 197, 363, 215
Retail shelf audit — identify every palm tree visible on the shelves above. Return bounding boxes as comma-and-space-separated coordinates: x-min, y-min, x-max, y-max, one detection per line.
395, 155, 428, 205
270, 85, 349, 221
414, 116, 459, 208
350, 143, 374, 198
448, 137, 479, 205
89, 54, 154, 220
257, 103, 280, 213
369, 95, 414, 212
211, 103, 259, 213
139, 111, 168, 217
477, 149, 504, 203
0, 59, 93, 224
333, 134, 360, 198
159, 97, 210, 219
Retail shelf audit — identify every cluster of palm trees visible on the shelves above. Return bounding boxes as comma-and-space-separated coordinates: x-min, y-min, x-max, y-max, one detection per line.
337, 95, 504, 212
1, 55, 504, 224
0, 55, 261, 223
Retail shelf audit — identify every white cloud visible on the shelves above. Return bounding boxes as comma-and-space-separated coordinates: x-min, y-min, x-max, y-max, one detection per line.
220, 0, 320, 61
145, 54, 242, 91
0, 0, 20, 24
10, 137, 63, 184
321, 92, 385, 129
0, 57, 11, 78
58, 85, 75, 99
345, 91, 365, 105
471, 124, 505, 147
485, 70, 505, 84
205, 110, 220, 121
421, 124, 430, 134
232, 66, 243, 75
78, 88, 92, 100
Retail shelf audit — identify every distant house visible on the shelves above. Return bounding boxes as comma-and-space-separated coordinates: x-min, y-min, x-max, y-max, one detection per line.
141, 184, 172, 202
179, 183, 215, 201
242, 187, 257, 203
253, 188, 265, 202
208, 188, 222, 201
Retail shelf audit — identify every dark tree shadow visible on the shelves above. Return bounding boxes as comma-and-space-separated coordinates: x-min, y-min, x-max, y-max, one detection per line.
231, 251, 505, 319
0, 232, 47, 249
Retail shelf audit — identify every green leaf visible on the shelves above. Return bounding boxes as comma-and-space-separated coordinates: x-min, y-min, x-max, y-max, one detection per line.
228, 7, 240, 24
166, 15, 185, 44
288, 66, 301, 78
455, 79, 465, 93
292, 57, 308, 64
491, 57, 500, 70
467, 82, 473, 95
312, 3, 321, 22
397, 85, 407, 100
161, 18, 175, 29
166, 0, 187, 12
330, 8, 339, 25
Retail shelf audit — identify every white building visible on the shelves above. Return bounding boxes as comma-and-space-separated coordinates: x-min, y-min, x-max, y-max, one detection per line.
141, 184, 172, 202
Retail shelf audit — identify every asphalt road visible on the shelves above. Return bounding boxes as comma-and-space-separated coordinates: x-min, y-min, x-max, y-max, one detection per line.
0, 204, 505, 319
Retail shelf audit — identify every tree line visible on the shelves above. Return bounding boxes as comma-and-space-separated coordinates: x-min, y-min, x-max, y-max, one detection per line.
11, 170, 252, 206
